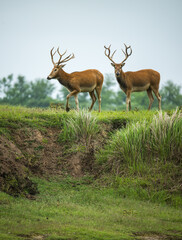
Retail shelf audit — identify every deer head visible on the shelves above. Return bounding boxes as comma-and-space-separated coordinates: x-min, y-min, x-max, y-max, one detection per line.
47, 47, 75, 80
104, 44, 132, 77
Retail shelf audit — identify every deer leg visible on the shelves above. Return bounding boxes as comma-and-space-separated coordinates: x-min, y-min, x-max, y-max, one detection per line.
74, 94, 79, 111
151, 88, 162, 111
129, 101, 131, 111
66, 90, 80, 112
126, 91, 131, 111
95, 87, 102, 112
147, 88, 154, 110
89, 91, 96, 111
158, 93, 162, 110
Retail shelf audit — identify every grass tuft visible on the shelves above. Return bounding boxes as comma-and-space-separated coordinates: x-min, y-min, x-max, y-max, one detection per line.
97, 109, 182, 169
58, 110, 100, 146
96, 109, 182, 206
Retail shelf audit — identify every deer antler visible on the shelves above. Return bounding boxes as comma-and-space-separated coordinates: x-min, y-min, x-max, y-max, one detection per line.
104, 45, 117, 64
57, 47, 67, 65
121, 43, 132, 64
50, 47, 75, 66
57, 47, 75, 65
50, 47, 57, 66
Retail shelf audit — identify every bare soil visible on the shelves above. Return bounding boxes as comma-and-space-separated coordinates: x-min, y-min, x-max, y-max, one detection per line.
0, 127, 95, 196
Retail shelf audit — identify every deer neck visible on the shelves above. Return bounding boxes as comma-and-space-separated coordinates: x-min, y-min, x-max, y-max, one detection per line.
117, 70, 127, 91
57, 69, 71, 88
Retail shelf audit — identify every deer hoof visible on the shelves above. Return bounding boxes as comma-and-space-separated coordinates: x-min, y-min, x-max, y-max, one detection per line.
66, 107, 70, 112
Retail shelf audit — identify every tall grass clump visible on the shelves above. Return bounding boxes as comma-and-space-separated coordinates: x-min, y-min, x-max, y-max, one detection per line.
149, 110, 182, 162
59, 110, 100, 146
97, 109, 182, 172
97, 109, 182, 206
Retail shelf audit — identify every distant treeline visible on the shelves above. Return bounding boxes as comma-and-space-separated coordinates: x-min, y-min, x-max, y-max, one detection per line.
0, 74, 181, 110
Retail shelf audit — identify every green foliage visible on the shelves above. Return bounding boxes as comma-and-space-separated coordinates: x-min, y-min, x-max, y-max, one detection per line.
0, 75, 30, 105
149, 110, 182, 161
131, 91, 158, 109
161, 80, 182, 109
97, 110, 182, 168
0, 74, 182, 110
100, 74, 125, 110
94, 109, 156, 125
58, 110, 100, 146
0, 106, 181, 208
0, 105, 66, 130
0, 75, 57, 108
26, 79, 56, 107
96, 109, 182, 206
0, 74, 13, 95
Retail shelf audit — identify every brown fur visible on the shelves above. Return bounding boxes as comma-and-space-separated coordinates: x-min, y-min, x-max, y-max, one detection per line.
47, 65, 103, 112
113, 66, 161, 111
104, 44, 161, 111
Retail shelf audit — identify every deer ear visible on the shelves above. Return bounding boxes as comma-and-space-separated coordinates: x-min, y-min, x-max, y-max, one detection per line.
121, 63, 125, 67
111, 63, 115, 67
60, 64, 66, 68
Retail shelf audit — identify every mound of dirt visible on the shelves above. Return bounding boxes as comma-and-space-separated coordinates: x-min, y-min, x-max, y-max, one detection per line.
13, 128, 66, 176
0, 127, 96, 197
0, 135, 38, 197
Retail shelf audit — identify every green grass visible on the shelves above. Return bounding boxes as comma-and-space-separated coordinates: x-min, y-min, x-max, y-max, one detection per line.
93, 109, 157, 126
96, 110, 182, 207
0, 105, 66, 129
0, 105, 158, 131
0, 105, 182, 239
97, 110, 182, 167
58, 110, 100, 145
0, 177, 182, 240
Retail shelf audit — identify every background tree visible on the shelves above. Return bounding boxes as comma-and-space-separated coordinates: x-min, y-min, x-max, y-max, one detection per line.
0, 74, 13, 97
0, 75, 181, 110
0, 75, 56, 107
113, 91, 126, 110
27, 79, 55, 107
100, 74, 118, 110
0, 75, 30, 105
160, 80, 182, 109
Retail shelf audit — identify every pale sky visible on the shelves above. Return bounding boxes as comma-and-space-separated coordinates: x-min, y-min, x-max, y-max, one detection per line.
0, 0, 182, 93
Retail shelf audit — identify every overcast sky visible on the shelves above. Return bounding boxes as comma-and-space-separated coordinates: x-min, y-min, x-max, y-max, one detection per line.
0, 0, 182, 92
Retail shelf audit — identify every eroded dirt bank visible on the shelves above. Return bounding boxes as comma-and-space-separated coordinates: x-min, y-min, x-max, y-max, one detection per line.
0, 127, 95, 196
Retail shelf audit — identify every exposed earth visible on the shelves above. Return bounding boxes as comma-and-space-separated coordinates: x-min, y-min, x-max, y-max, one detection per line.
0, 127, 94, 197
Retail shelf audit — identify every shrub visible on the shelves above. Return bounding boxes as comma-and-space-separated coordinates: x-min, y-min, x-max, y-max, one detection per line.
97, 109, 182, 172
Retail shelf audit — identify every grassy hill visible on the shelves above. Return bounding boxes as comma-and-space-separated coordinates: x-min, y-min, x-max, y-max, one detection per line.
0, 105, 182, 240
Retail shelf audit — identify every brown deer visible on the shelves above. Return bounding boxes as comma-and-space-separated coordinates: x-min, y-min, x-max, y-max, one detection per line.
47, 47, 103, 112
104, 44, 161, 111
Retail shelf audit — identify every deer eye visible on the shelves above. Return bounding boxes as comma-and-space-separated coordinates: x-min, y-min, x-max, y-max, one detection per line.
54, 68, 57, 72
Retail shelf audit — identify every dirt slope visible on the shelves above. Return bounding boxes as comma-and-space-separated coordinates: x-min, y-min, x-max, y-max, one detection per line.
0, 127, 90, 196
